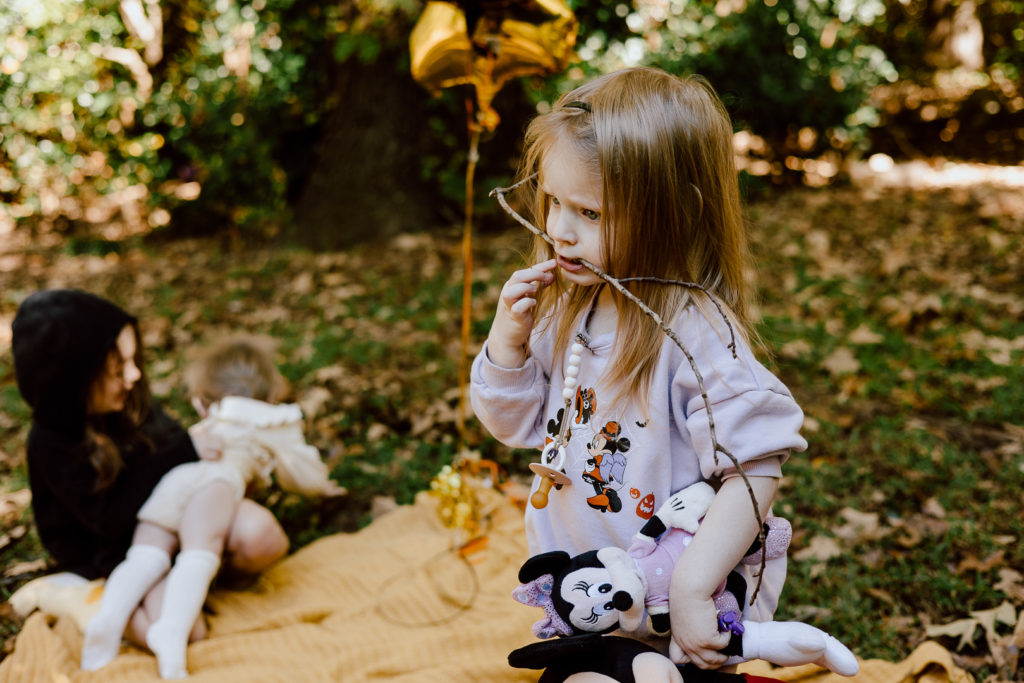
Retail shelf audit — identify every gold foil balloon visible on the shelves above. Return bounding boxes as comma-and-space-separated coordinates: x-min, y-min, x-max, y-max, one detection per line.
410, 0, 578, 130
411, 1, 575, 488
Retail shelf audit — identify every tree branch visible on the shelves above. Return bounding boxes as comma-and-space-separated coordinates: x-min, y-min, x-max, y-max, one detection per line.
491, 178, 768, 602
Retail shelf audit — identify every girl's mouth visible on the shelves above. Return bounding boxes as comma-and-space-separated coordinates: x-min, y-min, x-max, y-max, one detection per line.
556, 254, 584, 272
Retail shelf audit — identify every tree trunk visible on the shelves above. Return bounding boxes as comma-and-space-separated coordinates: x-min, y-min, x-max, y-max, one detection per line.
291, 50, 443, 249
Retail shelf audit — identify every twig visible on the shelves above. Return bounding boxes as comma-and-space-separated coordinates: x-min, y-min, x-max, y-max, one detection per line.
491, 178, 768, 602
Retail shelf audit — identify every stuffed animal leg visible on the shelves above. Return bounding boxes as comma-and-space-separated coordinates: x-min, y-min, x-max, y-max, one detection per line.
739, 620, 859, 676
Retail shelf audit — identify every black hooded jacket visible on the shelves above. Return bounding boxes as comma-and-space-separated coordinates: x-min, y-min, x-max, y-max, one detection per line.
12, 290, 198, 578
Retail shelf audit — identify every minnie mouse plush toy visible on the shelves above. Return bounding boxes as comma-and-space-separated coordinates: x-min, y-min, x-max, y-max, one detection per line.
510, 483, 859, 682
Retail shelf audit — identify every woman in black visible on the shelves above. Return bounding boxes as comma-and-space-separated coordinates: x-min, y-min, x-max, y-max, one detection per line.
11, 289, 288, 646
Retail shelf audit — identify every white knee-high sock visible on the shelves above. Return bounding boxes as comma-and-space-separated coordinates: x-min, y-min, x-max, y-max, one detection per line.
82, 545, 171, 671
146, 549, 220, 679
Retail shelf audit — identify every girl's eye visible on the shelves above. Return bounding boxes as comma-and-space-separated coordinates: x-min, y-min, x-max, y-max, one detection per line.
549, 196, 561, 207
582, 209, 600, 221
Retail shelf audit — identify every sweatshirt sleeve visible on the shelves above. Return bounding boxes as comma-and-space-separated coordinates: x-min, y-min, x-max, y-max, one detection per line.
671, 310, 806, 480
261, 424, 336, 496
469, 340, 552, 450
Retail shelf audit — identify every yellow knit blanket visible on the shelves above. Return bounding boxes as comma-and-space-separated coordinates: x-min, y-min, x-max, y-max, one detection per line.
1, 492, 971, 682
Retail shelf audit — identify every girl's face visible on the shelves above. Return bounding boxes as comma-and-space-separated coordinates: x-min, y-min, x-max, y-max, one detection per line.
87, 325, 142, 415
541, 139, 605, 286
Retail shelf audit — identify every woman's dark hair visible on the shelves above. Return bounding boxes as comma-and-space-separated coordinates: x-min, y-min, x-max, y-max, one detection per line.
85, 320, 154, 490
12, 290, 155, 491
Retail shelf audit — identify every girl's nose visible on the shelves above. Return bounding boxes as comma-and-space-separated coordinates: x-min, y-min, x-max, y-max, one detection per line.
548, 213, 576, 246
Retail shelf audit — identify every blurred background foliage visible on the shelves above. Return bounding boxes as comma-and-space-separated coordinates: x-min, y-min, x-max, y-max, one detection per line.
1, 0, 1022, 245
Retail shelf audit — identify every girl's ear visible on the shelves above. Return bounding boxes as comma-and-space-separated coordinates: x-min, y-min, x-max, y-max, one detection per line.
518, 551, 571, 583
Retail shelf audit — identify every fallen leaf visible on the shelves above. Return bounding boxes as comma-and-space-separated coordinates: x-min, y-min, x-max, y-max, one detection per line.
927, 616, 983, 651
1, 488, 31, 525
891, 513, 950, 548
793, 535, 842, 562
994, 569, 1024, 601
971, 601, 1017, 645
821, 347, 860, 376
847, 324, 884, 344
366, 423, 389, 442
298, 386, 333, 419
957, 550, 1005, 573
833, 507, 887, 543
922, 497, 946, 518
779, 339, 813, 359
290, 271, 314, 295
3, 558, 48, 577
927, 602, 1018, 653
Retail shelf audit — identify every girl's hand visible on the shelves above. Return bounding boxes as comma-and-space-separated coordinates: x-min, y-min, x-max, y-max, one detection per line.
486, 259, 556, 368
668, 592, 731, 669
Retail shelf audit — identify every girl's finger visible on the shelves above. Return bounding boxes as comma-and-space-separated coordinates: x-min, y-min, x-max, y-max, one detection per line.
668, 641, 687, 664
509, 298, 537, 315
502, 281, 539, 303
510, 260, 557, 284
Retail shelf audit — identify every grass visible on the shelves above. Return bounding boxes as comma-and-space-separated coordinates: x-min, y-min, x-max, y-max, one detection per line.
1, 180, 1022, 678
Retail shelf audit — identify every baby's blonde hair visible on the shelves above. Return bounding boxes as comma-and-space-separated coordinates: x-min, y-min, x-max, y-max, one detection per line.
185, 334, 288, 409
521, 67, 754, 410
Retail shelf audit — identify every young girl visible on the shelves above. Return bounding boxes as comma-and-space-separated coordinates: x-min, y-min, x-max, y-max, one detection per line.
82, 334, 345, 679
471, 67, 808, 681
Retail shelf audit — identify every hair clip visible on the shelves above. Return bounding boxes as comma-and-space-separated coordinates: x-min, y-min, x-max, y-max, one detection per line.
563, 100, 592, 112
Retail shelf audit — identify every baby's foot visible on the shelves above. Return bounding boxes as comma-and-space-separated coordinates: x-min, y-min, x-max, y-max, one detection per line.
146, 620, 189, 679
81, 615, 123, 670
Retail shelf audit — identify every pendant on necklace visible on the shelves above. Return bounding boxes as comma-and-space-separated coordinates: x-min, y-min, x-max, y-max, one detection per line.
529, 342, 583, 509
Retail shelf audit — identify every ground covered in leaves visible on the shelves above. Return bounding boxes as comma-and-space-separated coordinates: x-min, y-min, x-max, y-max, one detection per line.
1, 173, 1022, 680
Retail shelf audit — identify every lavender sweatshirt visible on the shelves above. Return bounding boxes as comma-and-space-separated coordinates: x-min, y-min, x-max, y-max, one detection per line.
471, 305, 807, 622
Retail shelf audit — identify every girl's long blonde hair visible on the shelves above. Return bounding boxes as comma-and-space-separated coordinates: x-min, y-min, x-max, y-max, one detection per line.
521, 67, 754, 410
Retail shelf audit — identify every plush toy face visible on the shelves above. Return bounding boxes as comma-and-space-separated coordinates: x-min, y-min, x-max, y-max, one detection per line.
551, 547, 646, 634
557, 565, 625, 633
515, 547, 647, 638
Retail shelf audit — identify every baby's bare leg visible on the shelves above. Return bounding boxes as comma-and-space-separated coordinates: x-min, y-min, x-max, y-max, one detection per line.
147, 481, 236, 678
223, 498, 289, 574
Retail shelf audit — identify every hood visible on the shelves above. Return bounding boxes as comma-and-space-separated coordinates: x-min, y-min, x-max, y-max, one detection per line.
12, 289, 136, 437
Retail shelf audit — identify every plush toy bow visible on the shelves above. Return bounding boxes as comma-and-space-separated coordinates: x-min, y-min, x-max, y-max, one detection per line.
512, 574, 574, 638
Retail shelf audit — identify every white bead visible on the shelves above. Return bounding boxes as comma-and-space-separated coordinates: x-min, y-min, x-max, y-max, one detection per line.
569, 354, 581, 367
565, 365, 579, 378
564, 376, 577, 389
571, 343, 584, 354
562, 387, 574, 401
